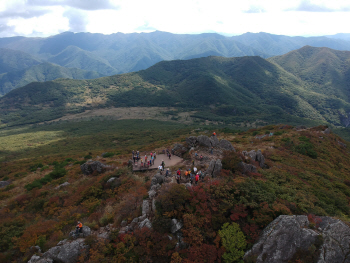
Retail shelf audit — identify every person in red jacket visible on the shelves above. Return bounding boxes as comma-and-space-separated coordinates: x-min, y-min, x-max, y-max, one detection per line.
195, 173, 199, 185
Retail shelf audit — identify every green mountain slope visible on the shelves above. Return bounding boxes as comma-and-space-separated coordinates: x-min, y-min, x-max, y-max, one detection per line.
0, 62, 103, 96
0, 48, 41, 74
2, 50, 349, 127
268, 46, 350, 125
48, 46, 118, 76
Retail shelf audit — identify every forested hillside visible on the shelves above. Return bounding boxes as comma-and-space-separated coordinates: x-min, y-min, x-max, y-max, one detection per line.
2, 47, 350, 128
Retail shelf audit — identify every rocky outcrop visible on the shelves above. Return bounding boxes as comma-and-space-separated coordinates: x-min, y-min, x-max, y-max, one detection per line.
209, 135, 219, 147
171, 219, 183, 233
69, 226, 91, 238
206, 159, 222, 177
28, 239, 88, 263
142, 200, 150, 216
239, 162, 258, 173
244, 215, 350, 263
186, 136, 198, 147
218, 139, 235, 151
138, 218, 152, 229
242, 149, 265, 168
197, 135, 211, 147
80, 161, 111, 175
322, 128, 331, 134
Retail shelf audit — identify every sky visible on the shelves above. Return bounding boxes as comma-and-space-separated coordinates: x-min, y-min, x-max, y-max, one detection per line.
0, 0, 350, 38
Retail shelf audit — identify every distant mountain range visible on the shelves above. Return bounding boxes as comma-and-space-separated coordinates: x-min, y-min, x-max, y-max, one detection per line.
1, 46, 350, 128
0, 31, 350, 95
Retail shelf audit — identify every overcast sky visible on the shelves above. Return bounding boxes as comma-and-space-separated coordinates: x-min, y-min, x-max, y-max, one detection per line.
1, 0, 350, 38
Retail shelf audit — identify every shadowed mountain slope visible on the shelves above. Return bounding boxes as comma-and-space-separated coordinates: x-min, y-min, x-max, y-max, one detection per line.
0, 62, 102, 95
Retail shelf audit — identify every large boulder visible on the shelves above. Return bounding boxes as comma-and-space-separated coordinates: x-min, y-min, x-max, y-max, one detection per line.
171, 219, 183, 233
142, 200, 150, 216
206, 159, 223, 177
206, 160, 216, 176
239, 162, 257, 173
139, 218, 152, 229
256, 150, 265, 168
29, 239, 88, 263
197, 135, 211, 148
212, 159, 222, 177
209, 136, 219, 147
80, 161, 109, 175
218, 139, 236, 151
186, 136, 198, 147
244, 215, 350, 263
69, 226, 91, 238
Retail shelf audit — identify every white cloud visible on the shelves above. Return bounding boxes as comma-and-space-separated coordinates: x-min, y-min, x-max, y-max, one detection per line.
0, 0, 349, 37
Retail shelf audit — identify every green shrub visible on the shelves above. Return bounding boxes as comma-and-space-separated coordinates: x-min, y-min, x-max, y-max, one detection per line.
218, 222, 247, 263
102, 152, 114, 158
84, 155, 92, 160
29, 163, 44, 172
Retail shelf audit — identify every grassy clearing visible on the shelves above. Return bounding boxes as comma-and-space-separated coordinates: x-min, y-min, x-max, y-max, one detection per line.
0, 119, 193, 162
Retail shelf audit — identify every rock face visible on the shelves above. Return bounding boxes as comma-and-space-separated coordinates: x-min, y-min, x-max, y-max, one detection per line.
28, 239, 88, 263
80, 161, 110, 175
209, 135, 219, 147
239, 162, 257, 173
197, 135, 211, 148
242, 149, 265, 168
244, 215, 350, 263
218, 139, 235, 151
186, 136, 198, 147
69, 226, 91, 238
142, 200, 150, 216
171, 219, 183, 233
206, 159, 222, 177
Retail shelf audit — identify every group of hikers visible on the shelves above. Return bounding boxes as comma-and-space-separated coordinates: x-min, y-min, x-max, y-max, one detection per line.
175, 167, 204, 185
132, 150, 157, 168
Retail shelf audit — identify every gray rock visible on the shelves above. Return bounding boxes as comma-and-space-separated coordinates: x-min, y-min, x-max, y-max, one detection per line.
139, 218, 152, 229
186, 136, 198, 147
81, 226, 91, 237
218, 139, 236, 151
244, 215, 318, 263
28, 255, 53, 263
55, 182, 70, 190
256, 150, 265, 167
152, 199, 156, 212
239, 162, 258, 173
337, 140, 347, 148
153, 174, 165, 185
197, 135, 211, 148
322, 128, 331, 134
212, 159, 222, 177
209, 135, 219, 147
80, 161, 109, 175
130, 218, 139, 229
121, 220, 127, 227
244, 215, 350, 263
150, 183, 161, 192
138, 214, 147, 222
246, 150, 257, 160
206, 160, 216, 176
40, 239, 88, 263
148, 189, 156, 199
107, 177, 116, 183
142, 200, 150, 216
171, 219, 183, 233
0, 181, 10, 188
318, 218, 350, 263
